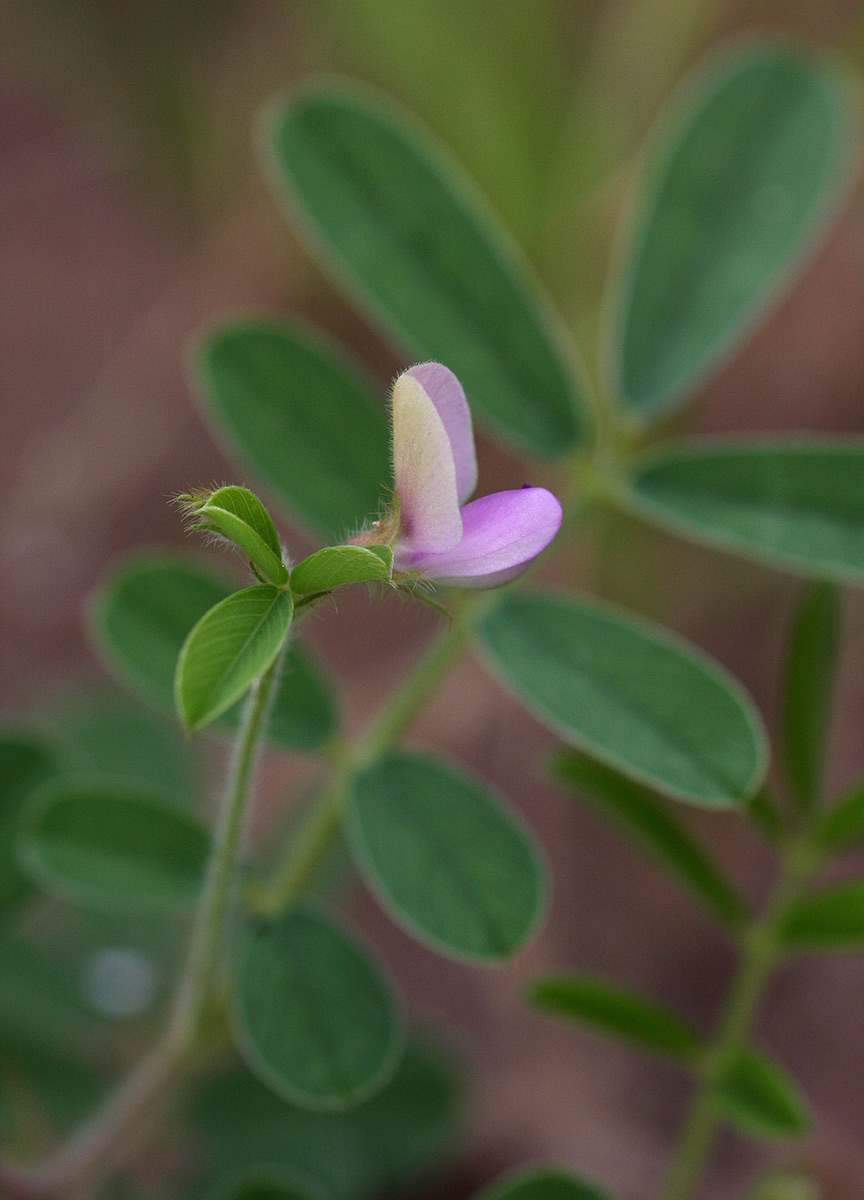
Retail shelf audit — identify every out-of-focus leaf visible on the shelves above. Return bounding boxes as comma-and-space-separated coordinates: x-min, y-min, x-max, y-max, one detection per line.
231, 908, 404, 1110
780, 881, 864, 950
347, 751, 546, 962
91, 553, 338, 752
175, 585, 293, 731
291, 546, 393, 596
612, 41, 858, 418
476, 1167, 610, 1200
265, 83, 586, 456
627, 439, 864, 586
817, 779, 864, 852
17, 782, 210, 915
479, 590, 767, 808
193, 320, 391, 541
716, 1047, 810, 1139
48, 692, 200, 805
555, 754, 747, 929
0, 732, 59, 923
192, 486, 289, 586
782, 583, 840, 811
527, 974, 701, 1062
209, 1168, 324, 1200
185, 1040, 459, 1200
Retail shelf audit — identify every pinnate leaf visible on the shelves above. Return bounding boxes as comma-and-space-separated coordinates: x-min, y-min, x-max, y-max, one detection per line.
17, 782, 210, 914
176, 585, 293, 731
231, 907, 404, 1110
347, 751, 546, 962
479, 590, 767, 808
193, 319, 390, 541
193, 485, 288, 586
264, 83, 586, 456
476, 1168, 610, 1200
628, 438, 864, 586
291, 546, 393, 596
780, 881, 864, 950
89, 553, 337, 750
528, 974, 701, 1061
716, 1047, 810, 1139
555, 754, 747, 929
613, 41, 857, 418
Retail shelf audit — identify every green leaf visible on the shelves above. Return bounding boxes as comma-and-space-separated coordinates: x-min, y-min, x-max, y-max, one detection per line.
716, 1047, 810, 1139
48, 692, 201, 805
476, 1168, 610, 1200
817, 779, 864, 851
479, 591, 767, 808
780, 881, 864, 950
231, 907, 404, 1110
17, 782, 210, 914
0, 732, 59, 922
291, 546, 393, 596
186, 1039, 459, 1200
209, 1168, 323, 1200
264, 83, 585, 456
347, 751, 546, 963
193, 486, 288, 586
782, 583, 840, 812
612, 40, 857, 418
90, 552, 338, 752
627, 438, 864, 586
527, 974, 701, 1062
192, 319, 391, 541
748, 1171, 821, 1200
176, 585, 293, 731
555, 754, 747, 929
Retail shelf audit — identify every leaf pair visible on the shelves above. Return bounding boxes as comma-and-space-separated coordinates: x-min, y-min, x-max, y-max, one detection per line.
529, 975, 809, 1140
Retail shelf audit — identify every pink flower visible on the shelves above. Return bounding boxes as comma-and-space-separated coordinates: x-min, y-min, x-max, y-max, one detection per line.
387, 363, 563, 588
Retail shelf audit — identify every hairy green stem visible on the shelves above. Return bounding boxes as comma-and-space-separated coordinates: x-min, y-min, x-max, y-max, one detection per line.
4, 652, 282, 1197
657, 832, 819, 1200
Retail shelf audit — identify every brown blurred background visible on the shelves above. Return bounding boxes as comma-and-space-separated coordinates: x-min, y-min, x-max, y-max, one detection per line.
4, 3, 864, 1198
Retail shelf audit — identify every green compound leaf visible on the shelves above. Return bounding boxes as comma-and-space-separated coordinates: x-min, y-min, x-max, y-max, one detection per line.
187, 1039, 459, 1200
347, 751, 547, 963
0, 732, 59, 923
478, 591, 767, 809
527, 974, 701, 1062
817, 779, 864, 852
264, 82, 585, 457
627, 438, 864, 586
17, 782, 210, 914
176, 586, 293, 731
231, 907, 404, 1110
782, 583, 840, 812
192, 319, 391, 542
476, 1168, 610, 1200
555, 754, 747, 930
90, 553, 337, 751
612, 40, 858, 419
291, 546, 393, 596
192, 486, 288, 586
209, 1169, 324, 1200
780, 881, 864, 950
716, 1047, 810, 1140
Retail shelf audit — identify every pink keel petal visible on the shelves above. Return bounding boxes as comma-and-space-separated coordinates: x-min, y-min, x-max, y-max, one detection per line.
392, 371, 463, 554
395, 487, 563, 588
406, 363, 477, 505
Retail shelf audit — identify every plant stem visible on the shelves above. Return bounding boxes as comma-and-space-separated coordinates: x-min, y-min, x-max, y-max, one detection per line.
253, 592, 494, 917
6, 652, 282, 1197
657, 832, 819, 1200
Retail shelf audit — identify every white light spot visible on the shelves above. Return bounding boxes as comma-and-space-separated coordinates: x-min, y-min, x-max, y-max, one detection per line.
84, 948, 159, 1019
